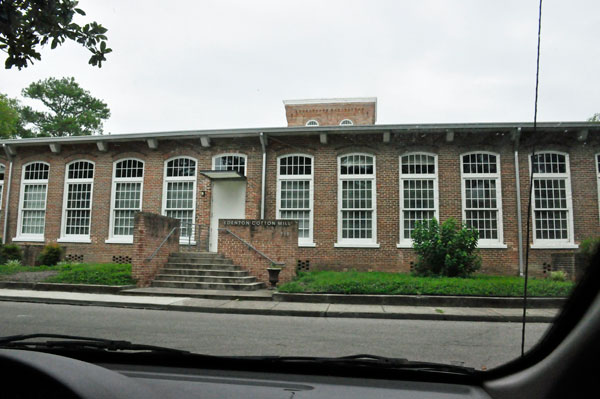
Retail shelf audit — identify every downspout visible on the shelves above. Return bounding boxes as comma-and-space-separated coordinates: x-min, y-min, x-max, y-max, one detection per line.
259, 132, 267, 219
513, 128, 524, 276
2, 144, 14, 244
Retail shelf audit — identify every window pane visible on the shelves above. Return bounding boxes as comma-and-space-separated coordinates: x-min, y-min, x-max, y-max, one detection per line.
342, 210, 373, 239
65, 182, 92, 235
401, 154, 435, 175
340, 155, 374, 175
115, 159, 144, 178
24, 163, 49, 180
279, 156, 311, 175
402, 179, 435, 238
165, 181, 195, 238
68, 161, 94, 180
214, 155, 245, 175
166, 158, 196, 177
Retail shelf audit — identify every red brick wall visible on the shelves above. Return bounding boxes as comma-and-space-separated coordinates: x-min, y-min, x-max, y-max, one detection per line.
217, 219, 298, 285
132, 212, 180, 287
0, 129, 598, 277
285, 102, 376, 126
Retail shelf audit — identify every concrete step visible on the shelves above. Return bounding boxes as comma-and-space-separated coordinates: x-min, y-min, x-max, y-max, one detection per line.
160, 268, 250, 277
164, 263, 242, 271
153, 274, 258, 284
151, 280, 267, 291
169, 252, 226, 259
167, 257, 233, 265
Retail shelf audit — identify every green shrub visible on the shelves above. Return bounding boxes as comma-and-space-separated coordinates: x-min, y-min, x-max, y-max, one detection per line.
1, 244, 23, 262
411, 218, 481, 278
5, 259, 22, 268
579, 237, 600, 262
37, 243, 64, 266
549, 270, 568, 282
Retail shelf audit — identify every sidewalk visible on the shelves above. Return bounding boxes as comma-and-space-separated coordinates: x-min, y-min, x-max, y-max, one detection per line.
0, 288, 560, 322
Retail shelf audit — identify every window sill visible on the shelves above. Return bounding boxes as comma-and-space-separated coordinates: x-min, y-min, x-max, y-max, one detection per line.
334, 242, 380, 249
299, 242, 316, 248
12, 236, 44, 243
396, 242, 413, 248
180, 240, 197, 246
105, 237, 133, 245
531, 243, 579, 250
57, 237, 91, 244
478, 243, 508, 249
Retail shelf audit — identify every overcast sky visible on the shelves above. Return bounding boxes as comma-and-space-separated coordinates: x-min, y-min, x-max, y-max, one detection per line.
2, 0, 599, 134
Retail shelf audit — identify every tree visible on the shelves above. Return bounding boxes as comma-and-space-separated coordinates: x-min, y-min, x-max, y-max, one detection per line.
0, 93, 21, 138
0, 0, 111, 69
588, 113, 600, 122
20, 77, 110, 137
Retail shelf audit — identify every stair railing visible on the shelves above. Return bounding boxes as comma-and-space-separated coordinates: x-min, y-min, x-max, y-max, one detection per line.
218, 227, 285, 267
146, 222, 209, 262
145, 226, 179, 262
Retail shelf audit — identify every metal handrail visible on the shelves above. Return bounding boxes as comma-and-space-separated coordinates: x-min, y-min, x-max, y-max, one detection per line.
179, 222, 210, 250
146, 222, 209, 261
218, 227, 285, 267
146, 226, 179, 261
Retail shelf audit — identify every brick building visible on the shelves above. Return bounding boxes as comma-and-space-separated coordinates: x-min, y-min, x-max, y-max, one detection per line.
0, 97, 598, 277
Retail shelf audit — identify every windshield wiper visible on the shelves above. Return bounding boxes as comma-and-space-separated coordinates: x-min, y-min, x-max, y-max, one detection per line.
0, 333, 190, 355
235, 354, 477, 375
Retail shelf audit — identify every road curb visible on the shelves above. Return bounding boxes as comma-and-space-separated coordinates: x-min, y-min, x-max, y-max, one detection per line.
0, 295, 557, 323
0, 282, 135, 294
273, 292, 566, 309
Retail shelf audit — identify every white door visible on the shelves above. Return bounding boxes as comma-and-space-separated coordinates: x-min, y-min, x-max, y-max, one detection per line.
210, 180, 246, 252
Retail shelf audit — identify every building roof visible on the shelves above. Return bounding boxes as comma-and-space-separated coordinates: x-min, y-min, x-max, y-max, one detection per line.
1, 121, 598, 155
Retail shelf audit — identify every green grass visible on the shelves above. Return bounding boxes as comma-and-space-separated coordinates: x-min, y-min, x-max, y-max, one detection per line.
278, 271, 574, 297
0, 262, 135, 286
44, 263, 135, 285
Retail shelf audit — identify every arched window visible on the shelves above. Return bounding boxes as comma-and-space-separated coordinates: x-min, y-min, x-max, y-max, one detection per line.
162, 157, 197, 243
336, 153, 378, 247
305, 120, 319, 127
60, 161, 95, 241
530, 152, 575, 247
213, 154, 246, 176
460, 152, 505, 247
398, 153, 438, 246
17, 162, 50, 240
277, 155, 314, 246
108, 159, 144, 242
339, 119, 354, 126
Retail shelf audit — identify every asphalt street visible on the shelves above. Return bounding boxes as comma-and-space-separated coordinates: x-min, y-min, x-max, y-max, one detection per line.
0, 301, 551, 370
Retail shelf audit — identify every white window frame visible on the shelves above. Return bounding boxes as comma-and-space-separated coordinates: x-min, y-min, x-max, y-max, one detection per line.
276, 154, 315, 247
340, 119, 354, 126
0, 164, 5, 210
335, 153, 379, 248
106, 158, 144, 244
397, 152, 439, 248
58, 160, 95, 243
14, 161, 49, 242
529, 151, 577, 249
212, 153, 247, 176
460, 152, 506, 249
305, 120, 319, 127
162, 156, 197, 245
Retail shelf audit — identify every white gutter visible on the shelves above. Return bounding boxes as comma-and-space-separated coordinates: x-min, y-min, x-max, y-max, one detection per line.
2, 144, 13, 244
259, 133, 267, 219
514, 129, 524, 276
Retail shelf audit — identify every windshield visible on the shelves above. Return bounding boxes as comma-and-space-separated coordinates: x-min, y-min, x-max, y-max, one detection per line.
0, 0, 598, 372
